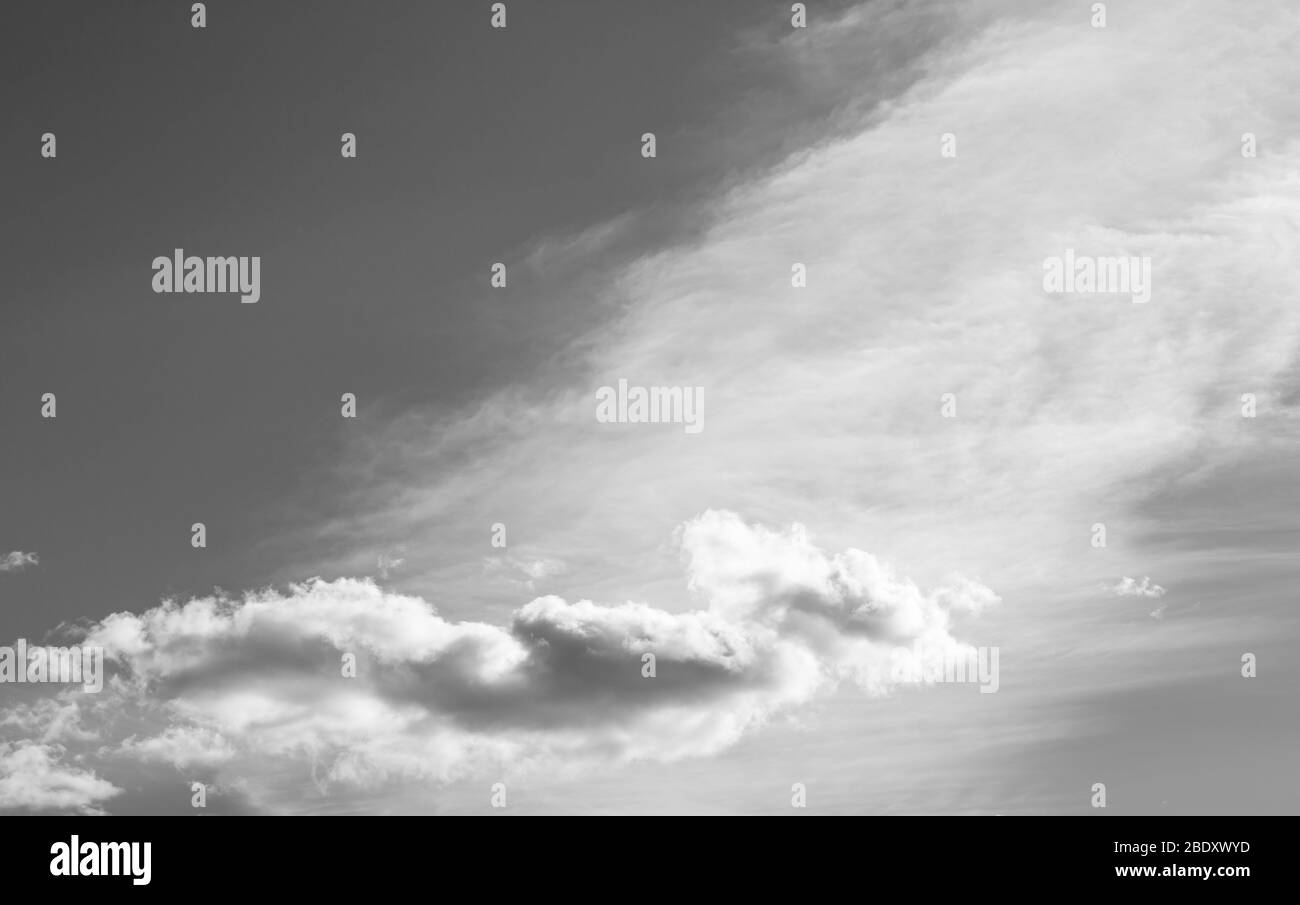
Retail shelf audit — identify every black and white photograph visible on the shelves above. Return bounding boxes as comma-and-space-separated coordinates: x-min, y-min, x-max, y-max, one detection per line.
0, 0, 1294, 885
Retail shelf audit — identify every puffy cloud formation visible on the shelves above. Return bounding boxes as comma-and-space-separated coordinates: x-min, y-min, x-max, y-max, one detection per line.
0, 511, 994, 812
0, 742, 120, 814
0, 551, 38, 572
1107, 577, 1167, 599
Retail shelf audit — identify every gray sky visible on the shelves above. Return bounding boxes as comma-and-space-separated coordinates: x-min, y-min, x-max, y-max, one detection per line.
2, 0, 1298, 815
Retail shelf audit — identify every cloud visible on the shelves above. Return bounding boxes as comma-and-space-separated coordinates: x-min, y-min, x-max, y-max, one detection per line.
0, 511, 994, 810
0, 697, 97, 744
216, 1, 1300, 814
376, 553, 405, 580
484, 555, 567, 590
0, 742, 121, 814
6, 0, 1297, 816
1107, 577, 1167, 599
291, 0, 1300, 633
115, 726, 237, 769
0, 551, 38, 573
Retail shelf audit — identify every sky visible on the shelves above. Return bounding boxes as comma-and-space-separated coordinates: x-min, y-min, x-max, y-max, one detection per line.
1, 0, 1298, 815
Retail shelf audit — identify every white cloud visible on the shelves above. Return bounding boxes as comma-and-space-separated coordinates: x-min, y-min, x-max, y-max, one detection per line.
1108, 577, 1167, 599
0, 511, 994, 809
0, 551, 38, 573
300, 0, 1300, 632
211, 1, 1300, 815
115, 726, 237, 769
0, 697, 97, 744
376, 553, 405, 579
0, 742, 121, 814
484, 554, 567, 590
7, 0, 1299, 816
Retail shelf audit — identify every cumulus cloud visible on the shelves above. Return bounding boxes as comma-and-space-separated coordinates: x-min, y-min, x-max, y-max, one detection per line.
1107, 577, 1167, 599
0, 511, 994, 811
0, 742, 121, 814
0, 551, 38, 572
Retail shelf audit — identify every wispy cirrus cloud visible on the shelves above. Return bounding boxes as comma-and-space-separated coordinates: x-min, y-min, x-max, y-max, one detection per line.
252, 0, 1300, 814
288, 0, 1300, 636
